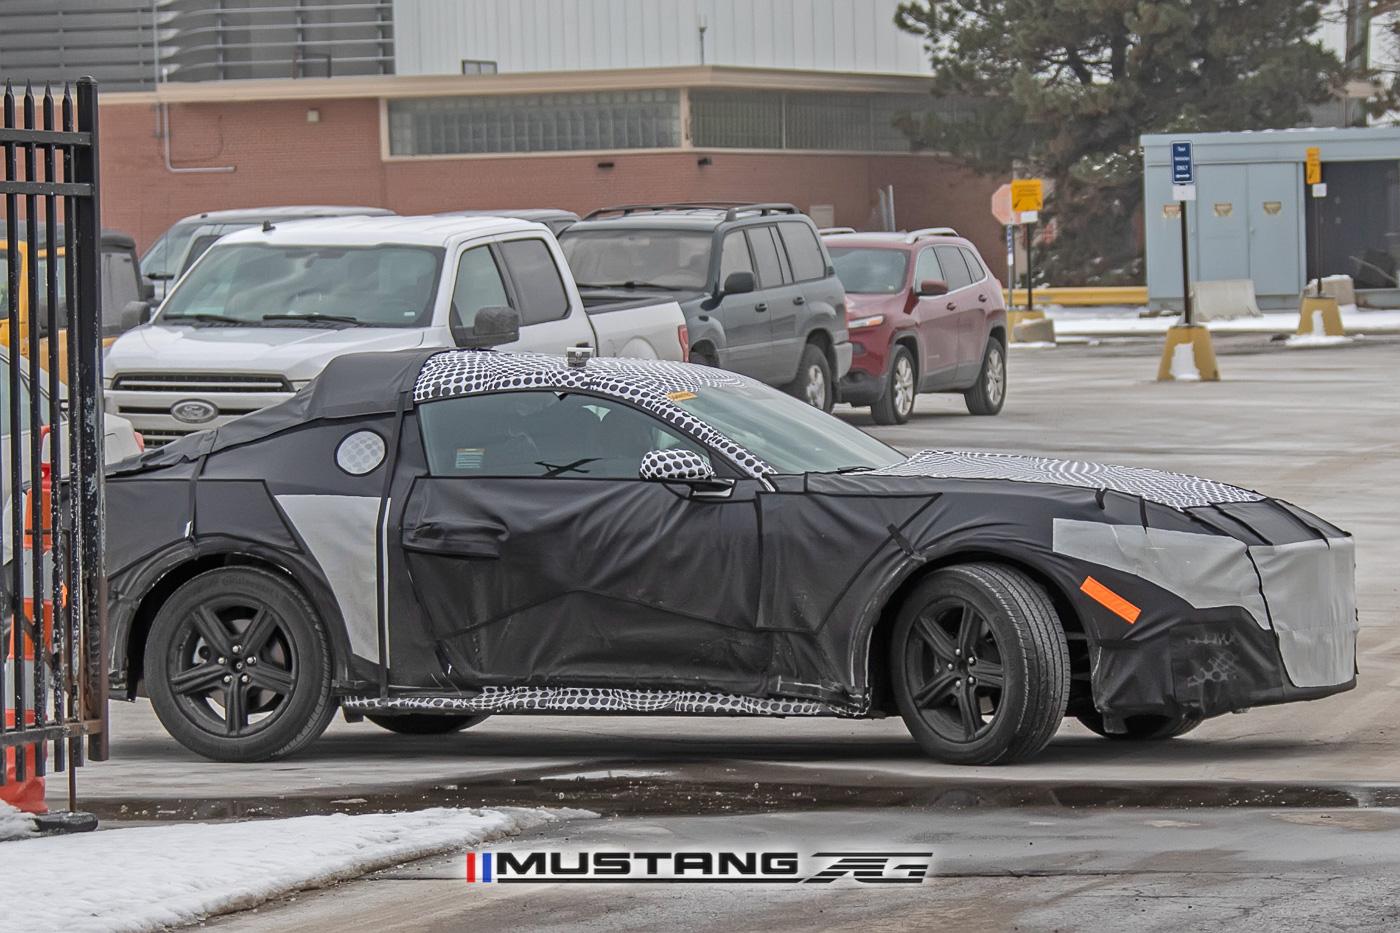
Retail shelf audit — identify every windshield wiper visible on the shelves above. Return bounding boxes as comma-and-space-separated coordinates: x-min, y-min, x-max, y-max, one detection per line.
162, 312, 254, 326
831, 465, 874, 474
575, 281, 691, 291
261, 313, 366, 326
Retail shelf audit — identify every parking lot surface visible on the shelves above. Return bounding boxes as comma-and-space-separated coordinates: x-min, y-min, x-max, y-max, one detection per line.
63, 335, 1400, 816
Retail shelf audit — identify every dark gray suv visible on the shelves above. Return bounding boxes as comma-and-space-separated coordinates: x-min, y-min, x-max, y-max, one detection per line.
560, 203, 851, 410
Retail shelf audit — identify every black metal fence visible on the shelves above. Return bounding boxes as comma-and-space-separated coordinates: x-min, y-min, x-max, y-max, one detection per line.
0, 78, 108, 810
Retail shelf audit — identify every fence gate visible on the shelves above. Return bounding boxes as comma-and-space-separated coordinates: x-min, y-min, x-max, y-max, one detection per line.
0, 77, 108, 817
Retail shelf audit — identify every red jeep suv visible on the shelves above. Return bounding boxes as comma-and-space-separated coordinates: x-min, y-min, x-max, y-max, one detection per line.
824, 229, 1008, 423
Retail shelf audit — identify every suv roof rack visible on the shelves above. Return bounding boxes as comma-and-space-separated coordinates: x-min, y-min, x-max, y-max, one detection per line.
904, 227, 959, 243
582, 202, 800, 222
818, 226, 857, 236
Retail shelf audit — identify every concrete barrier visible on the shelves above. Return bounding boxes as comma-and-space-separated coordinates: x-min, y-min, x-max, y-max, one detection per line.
1191, 280, 1263, 321
1012, 317, 1056, 344
1304, 274, 1356, 307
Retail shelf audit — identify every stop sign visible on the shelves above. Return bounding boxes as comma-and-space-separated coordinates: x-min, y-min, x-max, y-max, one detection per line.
991, 183, 1015, 226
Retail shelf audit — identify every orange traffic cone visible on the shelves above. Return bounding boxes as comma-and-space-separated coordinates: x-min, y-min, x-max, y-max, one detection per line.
2, 428, 55, 814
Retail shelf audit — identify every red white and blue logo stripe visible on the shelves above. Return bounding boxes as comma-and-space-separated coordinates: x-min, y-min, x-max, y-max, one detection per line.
465, 852, 494, 883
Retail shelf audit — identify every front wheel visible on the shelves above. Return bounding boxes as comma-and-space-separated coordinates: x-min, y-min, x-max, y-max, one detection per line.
145, 567, 336, 762
788, 343, 834, 412
367, 713, 489, 735
871, 346, 916, 425
963, 339, 1007, 416
890, 563, 1069, 765
1077, 710, 1202, 740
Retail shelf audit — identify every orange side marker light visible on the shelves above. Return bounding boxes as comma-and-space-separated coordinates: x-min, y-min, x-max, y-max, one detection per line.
1080, 576, 1141, 625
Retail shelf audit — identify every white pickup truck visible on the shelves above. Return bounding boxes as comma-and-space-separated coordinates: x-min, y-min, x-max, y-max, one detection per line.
105, 215, 689, 445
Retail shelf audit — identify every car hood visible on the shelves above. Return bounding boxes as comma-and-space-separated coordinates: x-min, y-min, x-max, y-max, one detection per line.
106, 324, 430, 383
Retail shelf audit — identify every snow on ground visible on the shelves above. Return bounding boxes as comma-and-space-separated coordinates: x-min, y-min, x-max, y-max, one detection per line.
0, 806, 591, 933
0, 801, 35, 841
1046, 305, 1400, 338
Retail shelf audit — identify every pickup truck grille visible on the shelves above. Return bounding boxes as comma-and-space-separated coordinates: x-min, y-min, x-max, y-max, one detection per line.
140, 429, 198, 447
110, 373, 292, 394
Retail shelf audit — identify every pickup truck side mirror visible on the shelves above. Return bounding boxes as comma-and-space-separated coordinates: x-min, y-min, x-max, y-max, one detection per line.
917, 279, 949, 297
720, 271, 755, 297
452, 305, 521, 349
120, 299, 153, 332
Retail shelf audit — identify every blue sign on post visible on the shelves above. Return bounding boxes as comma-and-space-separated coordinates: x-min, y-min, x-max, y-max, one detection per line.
1171, 141, 1194, 185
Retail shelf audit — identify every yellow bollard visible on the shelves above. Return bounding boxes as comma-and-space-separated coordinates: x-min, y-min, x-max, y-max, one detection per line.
1157, 324, 1219, 382
1297, 296, 1345, 337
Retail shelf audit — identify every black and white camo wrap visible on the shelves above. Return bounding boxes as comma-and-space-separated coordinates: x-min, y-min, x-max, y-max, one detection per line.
414, 350, 772, 479
639, 449, 713, 480
864, 449, 1264, 509
342, 686, 856, 717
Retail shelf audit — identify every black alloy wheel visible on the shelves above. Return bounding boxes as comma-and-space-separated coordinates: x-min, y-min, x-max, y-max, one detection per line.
146, 567, 336, 762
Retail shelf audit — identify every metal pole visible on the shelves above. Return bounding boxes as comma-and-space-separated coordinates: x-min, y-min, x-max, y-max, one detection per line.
1026, 222, 1035, 313
1179, 201, 1193, 325
1314, 190, 1323, 296
1005, 224, 1015, 308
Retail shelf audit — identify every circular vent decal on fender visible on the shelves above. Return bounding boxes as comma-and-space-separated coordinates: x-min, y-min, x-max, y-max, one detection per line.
336, 430, 386, 475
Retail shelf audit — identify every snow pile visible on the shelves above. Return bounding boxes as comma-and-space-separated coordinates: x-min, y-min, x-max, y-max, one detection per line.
0, 801, 35, 841
1286, 333, 1353, 348
0, 806, 590, 933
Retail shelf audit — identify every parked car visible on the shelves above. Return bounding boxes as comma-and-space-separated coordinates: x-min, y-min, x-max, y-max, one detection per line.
0, 226, 156, 381
823, 229, 1008, 423
106, 215, 689, 446
140, 206, 396, 302
559, 203, 851, 411
437, 208, 579, 236
105, 348, 1356, 765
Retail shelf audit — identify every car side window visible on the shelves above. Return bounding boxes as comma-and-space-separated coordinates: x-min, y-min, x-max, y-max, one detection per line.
451, 245, 512, 330
960, 247, 987, 281
499, 238, 570, 325
418, 391, 712, 480
747, 227, 786, 289
719, 232, 754, 284
777, 222, 826, 282
913, 248, 944, 285
933, 245, 974, 291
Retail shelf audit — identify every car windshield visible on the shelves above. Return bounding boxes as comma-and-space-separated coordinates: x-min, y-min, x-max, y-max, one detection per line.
828, 247, 909, 294
559, 229, 712, 290
140, 220, 202, 279
158, 243, 445, 327
672, 382, 905, 474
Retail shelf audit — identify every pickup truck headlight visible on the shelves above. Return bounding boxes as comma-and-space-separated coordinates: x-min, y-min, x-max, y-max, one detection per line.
847, 314, 885, 331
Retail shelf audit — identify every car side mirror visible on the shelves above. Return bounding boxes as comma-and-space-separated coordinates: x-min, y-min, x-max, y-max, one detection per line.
917, 279, 949, 297
146, 271, 174, 282
452, 305, 521, 349
639, 449, 715, 482
120, 299, 153, 332
720, 271, 755, 297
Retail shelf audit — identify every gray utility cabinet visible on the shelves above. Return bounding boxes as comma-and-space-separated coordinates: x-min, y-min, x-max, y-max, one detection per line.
1143, 126, 1400, 310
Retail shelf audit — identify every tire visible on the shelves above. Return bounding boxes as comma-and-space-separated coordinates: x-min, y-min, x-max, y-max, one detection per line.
689, 346, 718, 367
366, 713, 489, 735
144, 566, 337, 763
871, 345, 916, 425
890, 563, 1069, 765
788, 342, 834, 412
963, 338, 1007, 416
1076, 710, 1203, 741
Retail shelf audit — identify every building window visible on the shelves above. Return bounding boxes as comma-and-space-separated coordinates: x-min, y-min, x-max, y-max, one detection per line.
690, 90, 949, 152
460, 59, 499, 75
387, 90, 681, 156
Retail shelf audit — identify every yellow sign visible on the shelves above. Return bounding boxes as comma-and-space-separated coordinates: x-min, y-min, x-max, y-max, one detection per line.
1305, 146, 1321, 185
1010, 178, 1044, 213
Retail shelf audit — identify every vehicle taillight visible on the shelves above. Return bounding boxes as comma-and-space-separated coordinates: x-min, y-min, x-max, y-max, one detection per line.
678, 323, 689, 358
134, 432, 146, 452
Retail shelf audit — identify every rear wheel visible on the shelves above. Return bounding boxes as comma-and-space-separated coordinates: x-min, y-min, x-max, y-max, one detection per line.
1076, 710, 1202, 741
871, 346, 916, 425
145, 567, 336, 762
890, 563, 1069, 765
788, 343, 834, 412
366, 713, 488, 735
963, 339, 1007, 416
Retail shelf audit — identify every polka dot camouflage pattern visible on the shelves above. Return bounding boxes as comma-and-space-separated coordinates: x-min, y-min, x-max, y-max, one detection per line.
865, 449, 1264, 509
342, 686, 861, 717
639, 449, 713, 480
414, 350, 772, 478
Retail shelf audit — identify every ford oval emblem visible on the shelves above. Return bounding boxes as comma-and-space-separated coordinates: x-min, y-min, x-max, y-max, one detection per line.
170, 399, 219, 424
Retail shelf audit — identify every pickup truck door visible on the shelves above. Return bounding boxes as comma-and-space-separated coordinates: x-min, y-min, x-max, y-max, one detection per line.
712, 231, 775, 379
451, 236, 593, 354
399, 390, 769, 694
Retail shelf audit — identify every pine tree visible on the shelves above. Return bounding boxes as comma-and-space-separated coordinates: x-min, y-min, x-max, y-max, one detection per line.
895, 0, 1341, 284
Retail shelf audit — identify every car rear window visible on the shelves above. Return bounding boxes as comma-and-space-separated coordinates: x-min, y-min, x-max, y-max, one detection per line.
777, 222, 826, 282
933, 245, 974, 291
960, 247, 988, 280
747, 227, 787, 288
